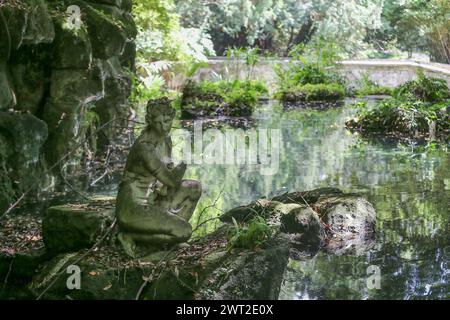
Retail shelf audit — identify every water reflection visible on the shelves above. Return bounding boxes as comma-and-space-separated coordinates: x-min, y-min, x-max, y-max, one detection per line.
175, 99, 450, 299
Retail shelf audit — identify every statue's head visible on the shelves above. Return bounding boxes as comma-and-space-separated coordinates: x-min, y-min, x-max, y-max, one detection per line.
145, 98, 176, 134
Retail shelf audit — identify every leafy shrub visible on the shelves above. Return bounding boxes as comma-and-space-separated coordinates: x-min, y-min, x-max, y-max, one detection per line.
274, 42, 346, 102
181, 80, 268, 117
394, 70, 449, 102
346, 98, 449, 138
227, 216, 274, 250
276, 83, 346, 102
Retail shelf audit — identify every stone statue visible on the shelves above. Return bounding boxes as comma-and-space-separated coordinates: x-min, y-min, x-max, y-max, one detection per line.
116, 98, 202, 257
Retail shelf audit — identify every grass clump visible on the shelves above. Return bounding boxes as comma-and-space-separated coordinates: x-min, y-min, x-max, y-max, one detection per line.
227, 216, 274, 250
181, 80, 268, 117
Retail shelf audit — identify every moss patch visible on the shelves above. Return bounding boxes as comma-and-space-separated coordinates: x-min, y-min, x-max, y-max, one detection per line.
181, 80, 268, 118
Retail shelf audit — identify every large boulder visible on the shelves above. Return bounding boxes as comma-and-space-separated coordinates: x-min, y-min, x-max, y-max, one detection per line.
20, 188, 376, 300
42, 67, 104, 165
92, 57, 132, 149
0, 2, 28, 52
222, 188, 377, 257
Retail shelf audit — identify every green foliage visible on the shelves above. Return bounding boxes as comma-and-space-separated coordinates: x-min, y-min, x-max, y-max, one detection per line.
276, 83, 345, 102
346, 98, 449, 138
227, 216, 274, 250
274, 41, 345, 102
394, 70, 449, 103
183, 80, 268, 114
223, 47, 262, 81
175, 0, 384, 55
132, 0, 216, 109
356, 74, 394, 96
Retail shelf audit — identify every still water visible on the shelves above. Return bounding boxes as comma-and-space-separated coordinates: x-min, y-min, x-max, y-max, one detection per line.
176, 99, 450, 300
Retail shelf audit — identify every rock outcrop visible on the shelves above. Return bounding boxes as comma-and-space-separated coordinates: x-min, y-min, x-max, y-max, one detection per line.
0, 0, 136, 210
0, 188, 377, 300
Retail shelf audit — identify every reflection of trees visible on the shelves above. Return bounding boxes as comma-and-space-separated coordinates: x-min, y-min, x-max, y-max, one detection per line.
280, 234, 449, 300
172, 100, 450, 298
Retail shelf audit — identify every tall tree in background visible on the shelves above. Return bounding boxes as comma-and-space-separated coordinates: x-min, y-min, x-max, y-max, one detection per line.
175, 0, 384, 56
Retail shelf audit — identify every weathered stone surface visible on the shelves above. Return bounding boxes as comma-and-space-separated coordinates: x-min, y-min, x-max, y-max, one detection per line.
279, 204, 325, 259
0, 249, 48, 284
0, 136, 14, 213
74, 0, 128, 60
0, 8, 11, 61
0, 63, 16, 110
30, 226, 290, 300
29, 251, 152, 299
21, 0, 55, 45
42, 202, 115, 254
221, 188, 376, 258
42, 68, 104, 165
0, 112, 48, 193
92, 57, 131, 149
9, 62, 45, 114
51, 17, 92, 69
0, 2, 28, 51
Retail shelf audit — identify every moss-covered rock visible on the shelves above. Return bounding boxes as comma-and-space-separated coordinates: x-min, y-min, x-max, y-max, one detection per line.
42, 67, 104, 165
9, 62, 46, 114
0, 2, 28, 52
42, 199, 115, 254
51, 17, 92, 69
13, 188, 376, 300
21, 0, 55, 45
0, 112, 48, 197
72, 0, 128, 60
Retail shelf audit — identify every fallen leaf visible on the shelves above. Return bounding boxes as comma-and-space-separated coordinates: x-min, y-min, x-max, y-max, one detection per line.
89, 271, 97, 276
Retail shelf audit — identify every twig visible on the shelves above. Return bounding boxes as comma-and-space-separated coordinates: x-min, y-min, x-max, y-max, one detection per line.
195, 190, 224, 230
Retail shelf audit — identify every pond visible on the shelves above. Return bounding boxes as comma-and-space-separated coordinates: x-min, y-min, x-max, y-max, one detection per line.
6, 98, 448, 300
175, 98, 450, 300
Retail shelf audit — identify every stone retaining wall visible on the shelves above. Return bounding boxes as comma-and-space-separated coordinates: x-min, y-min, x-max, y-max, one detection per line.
168, 58, 450, 92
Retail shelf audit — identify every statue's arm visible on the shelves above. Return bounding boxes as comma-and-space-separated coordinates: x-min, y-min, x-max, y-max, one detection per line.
140, 144, 183, 188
